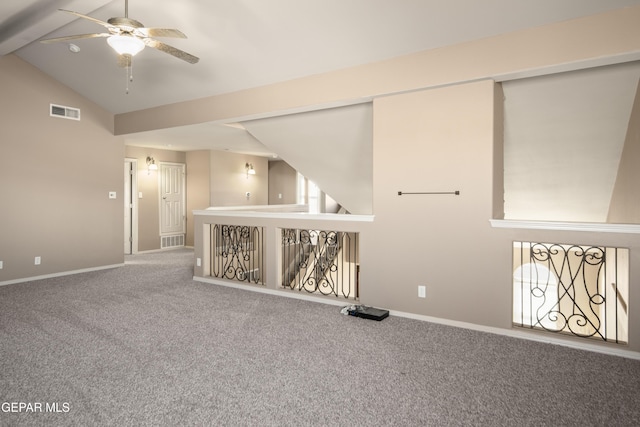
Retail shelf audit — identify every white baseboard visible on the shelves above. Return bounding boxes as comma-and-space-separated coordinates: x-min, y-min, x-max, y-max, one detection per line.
193, 276, 349, 307
388, 309, 640, 361
0, 264, 124, 287
194, 275, 640, 361
134, 247, 189, 255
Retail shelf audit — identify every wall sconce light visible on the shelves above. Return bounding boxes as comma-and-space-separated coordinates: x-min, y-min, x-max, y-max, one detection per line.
245, 162, 256, 178
146, 156, 158, 174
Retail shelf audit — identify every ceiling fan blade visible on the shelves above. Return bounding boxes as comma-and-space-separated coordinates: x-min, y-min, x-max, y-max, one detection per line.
136, 28, 187, 38
117, 54, 132, 68
144, 39, 199, 64
58, 9, 114, 30
40, 33, 110, 43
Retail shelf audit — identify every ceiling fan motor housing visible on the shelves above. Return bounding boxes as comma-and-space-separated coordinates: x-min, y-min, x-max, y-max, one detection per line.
108, 17, 144, 33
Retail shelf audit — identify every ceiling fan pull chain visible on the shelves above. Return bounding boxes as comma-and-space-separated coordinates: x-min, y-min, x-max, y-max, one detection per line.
125, 61, 132, 94
123, 53, 133, 94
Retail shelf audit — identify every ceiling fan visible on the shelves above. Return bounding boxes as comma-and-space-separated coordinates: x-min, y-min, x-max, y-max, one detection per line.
40, 0, 199, 66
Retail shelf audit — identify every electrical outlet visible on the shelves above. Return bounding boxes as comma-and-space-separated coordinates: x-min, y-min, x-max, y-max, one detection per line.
109, 191, 117, 199
34, 256, 41, 265
418, 285, 426, 298
0, 260, 3, 269
196, 257, 201, 267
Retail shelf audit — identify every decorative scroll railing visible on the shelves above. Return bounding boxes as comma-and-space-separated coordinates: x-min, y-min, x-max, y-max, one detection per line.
282, 229, 359, 299
512, 241, 628, 344
211, 224, 264, 285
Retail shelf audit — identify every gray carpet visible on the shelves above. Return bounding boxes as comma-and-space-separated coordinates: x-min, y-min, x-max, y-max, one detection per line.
1, 248, 639, 426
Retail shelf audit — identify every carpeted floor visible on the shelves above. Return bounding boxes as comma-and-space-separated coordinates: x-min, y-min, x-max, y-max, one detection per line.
1, 248, 639, 426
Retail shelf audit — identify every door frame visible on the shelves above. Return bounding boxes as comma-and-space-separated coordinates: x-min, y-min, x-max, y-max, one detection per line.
124, 158, 139, 254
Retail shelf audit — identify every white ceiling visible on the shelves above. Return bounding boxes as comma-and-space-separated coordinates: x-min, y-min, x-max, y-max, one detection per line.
3, 0, 640, 155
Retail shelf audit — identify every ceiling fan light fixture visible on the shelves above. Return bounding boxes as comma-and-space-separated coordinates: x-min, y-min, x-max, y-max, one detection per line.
107, 34, 144, 56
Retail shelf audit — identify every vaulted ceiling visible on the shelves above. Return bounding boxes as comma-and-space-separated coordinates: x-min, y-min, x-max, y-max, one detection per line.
2, 0, 640, 155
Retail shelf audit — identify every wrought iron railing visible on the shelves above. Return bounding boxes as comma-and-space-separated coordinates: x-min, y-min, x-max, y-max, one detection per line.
513, 241, 628, 344
282, 229, 358, 298
211, 224, 264, 285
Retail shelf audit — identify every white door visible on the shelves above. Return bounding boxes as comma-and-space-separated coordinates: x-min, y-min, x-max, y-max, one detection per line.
124, 159, 138, 254
124, 160, 133, 254
159, 162, 186, 235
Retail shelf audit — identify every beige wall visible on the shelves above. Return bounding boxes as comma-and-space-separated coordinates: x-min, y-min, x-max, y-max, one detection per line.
124, 146, 186, 251
608, 80, 640, 222
0, 55, 123, 282
210, 151, 268, 206
185, 150, 271, 245
268, 160, 298, 205
186, 151, 211, 247
364, 80, 509, 325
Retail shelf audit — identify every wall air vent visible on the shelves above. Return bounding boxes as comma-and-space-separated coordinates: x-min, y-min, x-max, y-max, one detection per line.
161, 234, 185, 249
50, 104, 80, 120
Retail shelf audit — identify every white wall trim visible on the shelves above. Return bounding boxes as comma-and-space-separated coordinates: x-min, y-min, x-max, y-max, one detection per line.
490, 219, 640, 234
0, 264, 124, 287
195, 208, 375, 222
194, 275, 640, 361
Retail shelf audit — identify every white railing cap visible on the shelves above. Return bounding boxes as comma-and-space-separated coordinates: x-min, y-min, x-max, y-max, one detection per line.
490, 219, 640, 234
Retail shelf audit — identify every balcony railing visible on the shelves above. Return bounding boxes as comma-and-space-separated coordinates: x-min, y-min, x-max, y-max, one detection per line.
282, 229, 358, 298
211, 224, 264, 285
193, 205, 372, 302
513, 241, 629, 344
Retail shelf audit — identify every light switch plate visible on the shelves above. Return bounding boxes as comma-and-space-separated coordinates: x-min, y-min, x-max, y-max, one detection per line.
109, 191, 117, 199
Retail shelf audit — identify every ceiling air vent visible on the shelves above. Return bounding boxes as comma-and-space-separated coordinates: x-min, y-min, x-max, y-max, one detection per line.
50, 104, 80, 121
